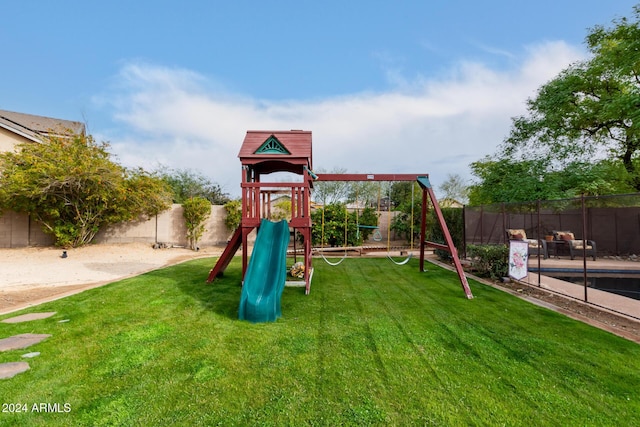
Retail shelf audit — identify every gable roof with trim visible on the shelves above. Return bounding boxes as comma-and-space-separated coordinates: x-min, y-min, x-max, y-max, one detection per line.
238, 130, 312, 175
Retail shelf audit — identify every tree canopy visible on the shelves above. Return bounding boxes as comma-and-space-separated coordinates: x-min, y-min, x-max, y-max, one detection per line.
467, 157, 635, 205
0, 134, 172, 247
470, 5, 640, 204
312, 167, 350, 204
438, 173, 469, 204
156, 166, 230, 204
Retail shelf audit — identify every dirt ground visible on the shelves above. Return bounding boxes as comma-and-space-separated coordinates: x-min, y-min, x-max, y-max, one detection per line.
1, 244, 638, 344
0, 243, 221, 315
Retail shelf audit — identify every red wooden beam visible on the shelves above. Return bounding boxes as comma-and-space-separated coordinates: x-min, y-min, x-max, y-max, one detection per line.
424, 241, 450, 251
242, 182, 307, 188
417, 176, 474, 299
315, 173, 428, 182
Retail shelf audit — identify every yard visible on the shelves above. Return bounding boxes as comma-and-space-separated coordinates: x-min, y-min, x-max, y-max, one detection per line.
1, 257, 639, 426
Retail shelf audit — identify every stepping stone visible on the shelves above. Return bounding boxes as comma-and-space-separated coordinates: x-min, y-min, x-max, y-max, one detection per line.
0, 334, 51, 352
0, 362, 29, 379
2, 312, 57, 324
22, 352, 40, 358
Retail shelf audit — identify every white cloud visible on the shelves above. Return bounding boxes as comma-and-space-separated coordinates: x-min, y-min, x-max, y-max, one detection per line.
98, 41, 584, 198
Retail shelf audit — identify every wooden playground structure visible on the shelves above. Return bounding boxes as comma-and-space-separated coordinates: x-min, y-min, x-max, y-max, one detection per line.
207, 130, 473, 299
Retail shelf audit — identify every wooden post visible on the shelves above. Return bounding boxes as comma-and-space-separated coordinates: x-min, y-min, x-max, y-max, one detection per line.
417, 176, 473, 299
420, 186, 427, 272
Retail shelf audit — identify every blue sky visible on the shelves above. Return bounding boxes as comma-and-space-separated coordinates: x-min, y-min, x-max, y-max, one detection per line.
1, 1, 637, 197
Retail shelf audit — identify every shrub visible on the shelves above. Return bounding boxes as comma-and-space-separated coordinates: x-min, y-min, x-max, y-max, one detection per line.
0, 133, 171, 247
467, 244, 509, 280
311, 204, 378, 247
223, 199, 241, 231
272, 198, 291, 221
183, 197, 211, 250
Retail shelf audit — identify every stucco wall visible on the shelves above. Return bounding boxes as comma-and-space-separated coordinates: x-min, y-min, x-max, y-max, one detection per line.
0, 204, 397, 249
0, 126, 27, 153
0, 204, 236, 248
95, 204, 234, 246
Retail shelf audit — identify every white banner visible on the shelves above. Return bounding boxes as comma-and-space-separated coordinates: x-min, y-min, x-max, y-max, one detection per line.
508, 240, 529, 280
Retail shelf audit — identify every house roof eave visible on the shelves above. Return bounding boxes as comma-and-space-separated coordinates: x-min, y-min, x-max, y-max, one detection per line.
0, 120, 42, 143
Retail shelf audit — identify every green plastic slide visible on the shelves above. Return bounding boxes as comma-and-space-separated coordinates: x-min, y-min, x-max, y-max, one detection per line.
238, 219, 290, 322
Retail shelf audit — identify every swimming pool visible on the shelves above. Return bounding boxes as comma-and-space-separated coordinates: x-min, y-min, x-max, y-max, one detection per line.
545, 273, 640, 301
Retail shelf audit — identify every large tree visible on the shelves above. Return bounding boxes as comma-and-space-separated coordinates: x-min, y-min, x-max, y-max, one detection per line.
389, 182, 415, 208
467, 157, 633, 205
0, 134, 172, 247
502, 6, 640, 190
312, 167, 351, 204
438, 173, 469, 204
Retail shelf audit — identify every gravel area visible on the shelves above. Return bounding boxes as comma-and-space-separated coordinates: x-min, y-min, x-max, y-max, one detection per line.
0, 243, 221, 315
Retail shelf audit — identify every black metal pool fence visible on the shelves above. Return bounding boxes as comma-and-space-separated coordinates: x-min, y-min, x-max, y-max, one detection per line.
465, 193, 640, 257
464, 193, 640, 317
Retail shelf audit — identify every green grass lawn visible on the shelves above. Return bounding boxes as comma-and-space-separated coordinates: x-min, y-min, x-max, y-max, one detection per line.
1, 257, 639, 426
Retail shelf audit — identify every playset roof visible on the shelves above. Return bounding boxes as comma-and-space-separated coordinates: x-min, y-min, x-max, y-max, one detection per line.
238, 130, 312, 175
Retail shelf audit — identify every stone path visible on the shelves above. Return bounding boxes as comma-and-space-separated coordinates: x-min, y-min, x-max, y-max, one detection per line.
0, 312, 55, 379
0, 334, 52, 352
1, 312, 56, 324
0, 362, 29, 379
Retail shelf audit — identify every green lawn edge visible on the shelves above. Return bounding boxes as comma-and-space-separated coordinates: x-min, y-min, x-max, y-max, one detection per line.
1, 257, 638, 426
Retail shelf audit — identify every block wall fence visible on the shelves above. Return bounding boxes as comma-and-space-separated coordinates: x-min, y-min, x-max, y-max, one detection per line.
0, 205, 399, 249
0, 205, 235, 248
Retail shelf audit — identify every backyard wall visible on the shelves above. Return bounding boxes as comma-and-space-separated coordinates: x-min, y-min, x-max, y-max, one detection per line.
0, 205, 398, 249
0, 204, 236, 248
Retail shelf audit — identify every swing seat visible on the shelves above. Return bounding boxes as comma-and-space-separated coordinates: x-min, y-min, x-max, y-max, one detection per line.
388, 252, 413, 265
319, 251, 347, 266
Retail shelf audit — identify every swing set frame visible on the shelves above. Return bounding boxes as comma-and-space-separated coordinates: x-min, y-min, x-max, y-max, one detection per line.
207, 130, 472, 299
316, 173, 473, 299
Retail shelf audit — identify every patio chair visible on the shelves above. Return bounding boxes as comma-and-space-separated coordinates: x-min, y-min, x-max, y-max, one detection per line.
552, 230, 597, 261
506, 228, 548, 259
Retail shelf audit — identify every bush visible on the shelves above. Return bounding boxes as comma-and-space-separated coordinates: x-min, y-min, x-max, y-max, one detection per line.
311, 204, 378, 247
390, 187, 424, 244
223, 199, 241, 231
311, 203, 348, 247
183, 197, 211, 250
467, 244, 509, 280
0, 133, 171, 247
